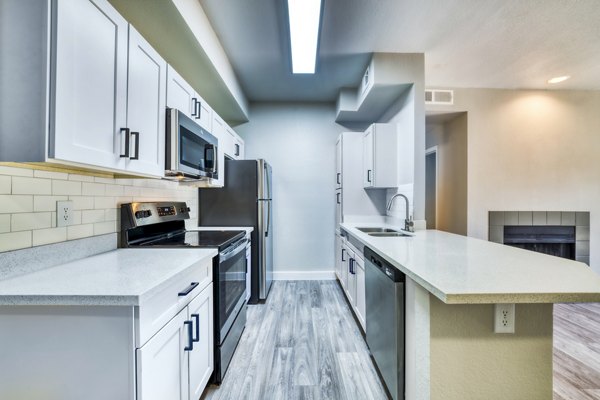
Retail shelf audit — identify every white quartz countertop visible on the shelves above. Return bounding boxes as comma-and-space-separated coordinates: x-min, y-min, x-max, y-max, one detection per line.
191, 226, 254, 234
0, 248, 217, 306
341, 222, 600, 304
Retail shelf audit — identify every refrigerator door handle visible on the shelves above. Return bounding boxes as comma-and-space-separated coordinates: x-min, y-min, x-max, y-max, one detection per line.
266, 200, 271, 237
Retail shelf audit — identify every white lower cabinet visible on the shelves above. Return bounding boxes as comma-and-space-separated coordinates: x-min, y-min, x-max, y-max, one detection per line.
246, 242, 252, 302
137, 283, 214, 400
354, 255, 366, 330
136, 308, 189, 400
337, 233, 366, 331
188, 285, 214, 400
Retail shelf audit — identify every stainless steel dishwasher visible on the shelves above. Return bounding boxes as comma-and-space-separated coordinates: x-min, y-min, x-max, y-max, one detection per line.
365, 246, 405, 400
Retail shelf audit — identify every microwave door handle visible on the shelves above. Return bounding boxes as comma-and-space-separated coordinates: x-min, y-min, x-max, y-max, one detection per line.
212, 145, 218, 173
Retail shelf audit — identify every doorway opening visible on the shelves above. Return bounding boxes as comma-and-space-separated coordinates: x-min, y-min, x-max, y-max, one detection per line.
425, 147, 437, 229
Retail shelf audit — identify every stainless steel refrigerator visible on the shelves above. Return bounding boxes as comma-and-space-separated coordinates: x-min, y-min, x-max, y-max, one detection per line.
198, 159, 273, 303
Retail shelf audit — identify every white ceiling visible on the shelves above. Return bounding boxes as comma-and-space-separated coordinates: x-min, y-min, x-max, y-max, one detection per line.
200, 0, 600, 102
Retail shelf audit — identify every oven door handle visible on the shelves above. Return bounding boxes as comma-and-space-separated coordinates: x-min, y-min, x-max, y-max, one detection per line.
220, 239, 248, 262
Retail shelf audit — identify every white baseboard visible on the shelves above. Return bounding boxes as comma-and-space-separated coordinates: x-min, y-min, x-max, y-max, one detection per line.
273, 270, 336, 281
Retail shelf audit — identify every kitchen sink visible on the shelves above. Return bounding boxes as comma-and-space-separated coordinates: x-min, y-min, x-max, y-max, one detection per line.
357, 227, 400, 233
368, 232, 412, 237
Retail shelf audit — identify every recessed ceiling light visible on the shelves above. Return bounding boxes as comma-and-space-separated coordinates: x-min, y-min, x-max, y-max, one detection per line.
287, 0, 322, 74
547, 76, 570, 84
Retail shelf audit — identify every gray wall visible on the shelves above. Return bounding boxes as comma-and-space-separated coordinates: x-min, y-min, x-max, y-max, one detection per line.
427, 88, 600, 272
236, 103, 345, 276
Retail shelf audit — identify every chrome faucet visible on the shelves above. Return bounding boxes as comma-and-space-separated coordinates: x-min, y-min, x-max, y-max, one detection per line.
386, 193, 414, 232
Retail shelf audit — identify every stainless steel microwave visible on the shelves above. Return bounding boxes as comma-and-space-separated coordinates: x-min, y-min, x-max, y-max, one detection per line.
165, 108, 218, 180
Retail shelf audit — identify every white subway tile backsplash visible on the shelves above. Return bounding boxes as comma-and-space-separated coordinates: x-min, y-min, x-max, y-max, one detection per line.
94, 177, 116, 184
94, 197, 116, 210
0, 231, 32, 252
34, 170, 69, 180
34, 195, 69, 212
52, 180, 82, 196
11, 212, 52, 231
105, 185, 124, 196
82, 182, 105, 196
33, 227, 67, 246
0, 176, 10, 194
0, 165, 34, 177
561, 212, 576, 226
12, 177, 52, 195
67, 224, 94, 240
0, 215, 10, 233
69, 196, 95, 210
547, 212, 561, 225
93, 221, 117, 235
105, 208, 117, 221
0, 195, 34, 213
68, 174, 95, 182
0, 166, 197, 253
82, 209, 105, 224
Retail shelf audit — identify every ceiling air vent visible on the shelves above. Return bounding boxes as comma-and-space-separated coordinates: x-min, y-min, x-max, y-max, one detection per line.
425, 89, 454, 105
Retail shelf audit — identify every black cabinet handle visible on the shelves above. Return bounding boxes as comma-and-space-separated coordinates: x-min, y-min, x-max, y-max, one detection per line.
191, 98, 198, 117
336, 192, 341, 204
120, 128, 130, 158
178, 282, 199, 297
349, 258, 353, 274
191, 314, 200, 343
367, 170, 372, 183
130, 131, 140, 160
337, 173, 341, 185
235, 143, 240, 156
194, 99, 201, 120
184, 320, 194, 351
341, 248, 346, 262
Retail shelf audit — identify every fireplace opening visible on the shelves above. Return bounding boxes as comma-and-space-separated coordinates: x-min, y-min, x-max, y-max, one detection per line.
503, 225, 576, 260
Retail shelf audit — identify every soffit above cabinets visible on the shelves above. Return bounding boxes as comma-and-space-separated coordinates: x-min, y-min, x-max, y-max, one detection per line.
108, 0, 249, 124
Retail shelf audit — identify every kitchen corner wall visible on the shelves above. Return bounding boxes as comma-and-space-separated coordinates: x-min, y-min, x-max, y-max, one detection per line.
0, 165, 198, 253
235, 103, 345, 279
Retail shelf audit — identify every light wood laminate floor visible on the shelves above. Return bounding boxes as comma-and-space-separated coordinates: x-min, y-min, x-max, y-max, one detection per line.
201, 282, 600, 400
201, 281, 388, 400
554, 303, 600, 400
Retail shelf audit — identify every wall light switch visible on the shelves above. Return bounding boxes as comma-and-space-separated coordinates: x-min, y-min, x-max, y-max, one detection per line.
56, 200, 74, 227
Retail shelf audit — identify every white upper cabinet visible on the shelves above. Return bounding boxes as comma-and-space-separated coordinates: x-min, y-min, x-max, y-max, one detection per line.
224, 126, 245, 160
167, 66, 196, 120
363, 123, 399, 189
166, 66, 212, 132
52, 0, 128, 171
125, 26, 166, 177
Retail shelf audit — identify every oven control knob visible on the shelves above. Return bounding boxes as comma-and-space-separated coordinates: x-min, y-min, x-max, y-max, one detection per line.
144, 210, 152, 218
135, 211, 144, 219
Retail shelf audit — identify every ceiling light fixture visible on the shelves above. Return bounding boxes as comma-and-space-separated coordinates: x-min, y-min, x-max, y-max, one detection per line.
547, 75, 570, 84
287, 0, 322, 74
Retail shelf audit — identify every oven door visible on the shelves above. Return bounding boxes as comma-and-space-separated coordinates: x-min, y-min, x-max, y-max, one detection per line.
216, 239, 247, 344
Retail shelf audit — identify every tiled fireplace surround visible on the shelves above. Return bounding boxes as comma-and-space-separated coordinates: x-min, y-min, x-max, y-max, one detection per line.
488, 211, 590, 266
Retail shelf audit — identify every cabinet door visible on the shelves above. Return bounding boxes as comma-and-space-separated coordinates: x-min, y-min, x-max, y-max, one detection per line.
195, 94, 213, 132
336, 136, 342, 189
206, 114, 226, 187
52, 0, 128, 170
188, 284, 214, 400
335, 189, 342, 227
223, 127, 236, 159
126, 26, 166, 177
137, 308, 189, 400
167, 66, 196, 119
335, 233, 342, 280
363, 128, 374, 188
347, 252, 357, 306
355, 256, 366, 330
340, 241, 348, 290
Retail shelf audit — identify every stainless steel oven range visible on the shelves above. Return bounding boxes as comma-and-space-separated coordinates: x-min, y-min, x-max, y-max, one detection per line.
121, 201, 246, 384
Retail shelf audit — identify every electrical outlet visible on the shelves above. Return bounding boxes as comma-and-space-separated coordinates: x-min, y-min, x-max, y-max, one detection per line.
494, 303, 515, 334
56, 200, 74, 227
